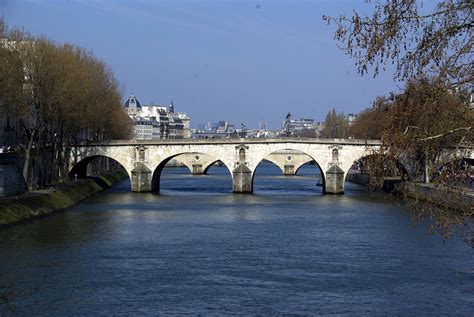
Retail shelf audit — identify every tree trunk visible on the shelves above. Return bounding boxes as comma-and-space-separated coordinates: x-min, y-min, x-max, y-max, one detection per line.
22, 130, 36, 187
424, 163, 430, 183
423, 151, 431, 184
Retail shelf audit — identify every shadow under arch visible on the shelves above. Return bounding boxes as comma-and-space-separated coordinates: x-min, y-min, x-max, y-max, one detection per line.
294, 161, 320, 175
151, 153, 233, 193
203, 159, 225, 175
344, 153, 409, 189
252, 149, 326, 193
68, 155, 131, 189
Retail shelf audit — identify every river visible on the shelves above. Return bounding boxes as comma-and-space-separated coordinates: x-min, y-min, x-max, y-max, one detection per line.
0, 163, 473, 315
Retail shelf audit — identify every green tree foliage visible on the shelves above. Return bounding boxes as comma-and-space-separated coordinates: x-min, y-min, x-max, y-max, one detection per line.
0, 18, 132, 186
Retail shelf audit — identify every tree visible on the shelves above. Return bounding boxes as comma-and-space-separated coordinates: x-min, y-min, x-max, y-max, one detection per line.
350, 96, 391, 139
381, 77, 472, 182
323, 0, 473, 87
0, 18, 131, 187
321, 108, 350, 138
324, 2, 473, 240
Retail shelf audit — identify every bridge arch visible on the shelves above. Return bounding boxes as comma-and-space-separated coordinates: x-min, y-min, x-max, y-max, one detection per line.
202, 160, 225, 174
295, 161, 319, 175
251, 148, 326, 193
262, 150, 315, 176
151, 152, 233, 193
169, 153, 230, 176
346, 153, 408, 175
344, 153, 409, 189
68, 155, 132, 188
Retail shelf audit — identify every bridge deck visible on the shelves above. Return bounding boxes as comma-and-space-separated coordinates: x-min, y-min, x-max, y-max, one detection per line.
83, 138, 383, 147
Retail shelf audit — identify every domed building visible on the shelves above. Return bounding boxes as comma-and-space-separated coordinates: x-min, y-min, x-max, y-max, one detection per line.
124, 94, 142, 116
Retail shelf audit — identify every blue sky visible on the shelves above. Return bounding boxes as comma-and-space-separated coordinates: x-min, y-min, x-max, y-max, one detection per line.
1, 0, 400, 129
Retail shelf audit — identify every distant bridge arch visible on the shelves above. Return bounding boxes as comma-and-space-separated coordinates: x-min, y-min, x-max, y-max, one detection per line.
252, 149, 326, 192
150, 151, 233, 193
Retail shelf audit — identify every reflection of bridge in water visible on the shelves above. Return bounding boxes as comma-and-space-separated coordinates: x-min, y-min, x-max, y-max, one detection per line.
69, 138, 472, 195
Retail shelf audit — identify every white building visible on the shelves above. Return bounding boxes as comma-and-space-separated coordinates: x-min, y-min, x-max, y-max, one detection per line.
282, 113, 324, 136
124, 95, 191, 140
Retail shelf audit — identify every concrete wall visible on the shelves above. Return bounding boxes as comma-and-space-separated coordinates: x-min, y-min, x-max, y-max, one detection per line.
0, 153, 27, 197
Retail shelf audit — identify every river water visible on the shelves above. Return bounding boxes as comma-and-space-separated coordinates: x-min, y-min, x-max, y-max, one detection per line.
0, 163, 473, 315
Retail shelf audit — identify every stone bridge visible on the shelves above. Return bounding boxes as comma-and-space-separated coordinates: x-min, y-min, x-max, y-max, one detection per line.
70, 138, 383, 194
169, 150, 315, 176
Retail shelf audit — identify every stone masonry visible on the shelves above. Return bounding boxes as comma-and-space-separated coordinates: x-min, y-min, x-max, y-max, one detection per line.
70, 138, 385, 194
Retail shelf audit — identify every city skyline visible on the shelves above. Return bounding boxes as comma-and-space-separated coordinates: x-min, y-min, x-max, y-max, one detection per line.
2, 0, 399, 128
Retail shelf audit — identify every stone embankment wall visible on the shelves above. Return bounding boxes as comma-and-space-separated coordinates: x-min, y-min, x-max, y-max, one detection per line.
400, 182, 473, 213
0, 170, 127, 227
345, 172, 400, 192
345, 172, 370, 186
346, 172, 473, 212
0, 153, 27, 197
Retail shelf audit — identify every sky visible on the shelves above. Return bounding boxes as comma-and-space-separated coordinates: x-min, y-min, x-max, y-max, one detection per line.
1, 0, 402, 129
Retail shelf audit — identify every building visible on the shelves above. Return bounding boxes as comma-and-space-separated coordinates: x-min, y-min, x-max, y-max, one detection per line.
169, 101, 191, 138
133, 117, 154, 140
174, 112, 191, 138
346, 113, 357, 126
192, 120, 238, 139
282, 113, 324, 136
124, 95, 191, 140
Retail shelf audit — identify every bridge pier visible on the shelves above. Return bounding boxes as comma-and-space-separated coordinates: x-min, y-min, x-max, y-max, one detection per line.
191, 163, 204, 175
325, 165, 345, 194
232, 163, 253, 193
283, 164, 295, 175
131, 163, 152, 192
70, 138, 388, 195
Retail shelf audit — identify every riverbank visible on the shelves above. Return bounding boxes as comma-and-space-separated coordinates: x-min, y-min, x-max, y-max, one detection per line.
0, 170, 127, 227
346, 172, 473, 212
400, 182, 473, 213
